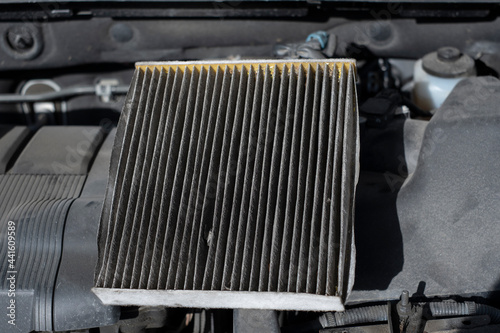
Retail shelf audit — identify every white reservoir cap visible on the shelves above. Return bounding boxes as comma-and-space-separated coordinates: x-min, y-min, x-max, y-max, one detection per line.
412, 47, 476, 111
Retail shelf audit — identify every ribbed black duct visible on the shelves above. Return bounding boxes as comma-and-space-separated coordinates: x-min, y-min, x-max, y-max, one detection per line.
94, 60, 358, 311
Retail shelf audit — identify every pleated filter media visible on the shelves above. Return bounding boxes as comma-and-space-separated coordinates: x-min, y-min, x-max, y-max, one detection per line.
93, 59, 358, 311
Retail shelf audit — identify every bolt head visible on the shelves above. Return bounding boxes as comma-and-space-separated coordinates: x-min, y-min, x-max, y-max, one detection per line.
6, 27, 35, 51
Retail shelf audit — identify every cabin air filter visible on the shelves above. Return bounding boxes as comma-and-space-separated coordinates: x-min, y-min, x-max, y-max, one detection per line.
93, 59, 359, 312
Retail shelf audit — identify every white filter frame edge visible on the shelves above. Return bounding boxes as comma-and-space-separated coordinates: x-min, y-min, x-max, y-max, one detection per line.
92, 288, 345, 312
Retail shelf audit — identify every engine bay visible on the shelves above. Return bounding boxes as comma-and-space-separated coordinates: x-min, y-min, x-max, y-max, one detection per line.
0, 1, 500, 332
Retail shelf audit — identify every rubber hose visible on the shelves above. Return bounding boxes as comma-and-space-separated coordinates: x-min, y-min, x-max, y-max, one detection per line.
320, 301, 500, 329
319, 305, 388, 328
430, 301, 500, 324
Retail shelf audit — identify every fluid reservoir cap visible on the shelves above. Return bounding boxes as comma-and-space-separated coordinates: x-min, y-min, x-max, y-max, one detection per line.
422, 47, 475, 78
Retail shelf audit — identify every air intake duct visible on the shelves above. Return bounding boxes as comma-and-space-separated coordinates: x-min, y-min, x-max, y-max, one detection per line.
93, 60, 359, 311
